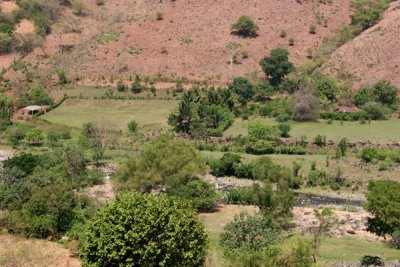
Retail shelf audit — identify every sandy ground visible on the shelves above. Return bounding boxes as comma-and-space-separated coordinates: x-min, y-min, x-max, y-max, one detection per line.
0, 1, 17, 13
6, 0, 353, 84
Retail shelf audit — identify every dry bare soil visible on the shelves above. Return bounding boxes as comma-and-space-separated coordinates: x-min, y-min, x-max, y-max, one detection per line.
5, 0, 353, 84
324, 1, 400, 89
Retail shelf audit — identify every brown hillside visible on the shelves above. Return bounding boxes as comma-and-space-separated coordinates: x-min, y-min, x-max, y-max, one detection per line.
5, 0, 353, 84
324, 1, 400, 90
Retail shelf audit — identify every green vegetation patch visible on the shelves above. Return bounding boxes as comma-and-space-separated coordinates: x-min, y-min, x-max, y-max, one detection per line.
42, 99, 179, 130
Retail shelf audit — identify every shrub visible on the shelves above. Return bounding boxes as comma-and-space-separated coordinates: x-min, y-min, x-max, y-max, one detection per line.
127, 119, 138, 133
81, 192, 208, 266
362, 102, 390, 120
280, 29, 287, 38
156, 11, 163, 20
5, 184, 80, 238
95, 0, 106, 5
314, 135, 326, 147
209, 153, 242, 177
220, 212, 279, 256
338, 138, 348, 157
131, 75, 142, 94
231, 15, 259, 37
391, 230, 400, 249
260, 48, 294, 86
289, 37, 295, 46
309, 24, 317, 34
278, 122, 291, 138
360, 255, 384, 266
3, 153, 41, 175
117, 80, 126, 92
72, 1, 86, 16
166, 176, 218, 211
24, 128, 44, 146
0, 32, 13, 53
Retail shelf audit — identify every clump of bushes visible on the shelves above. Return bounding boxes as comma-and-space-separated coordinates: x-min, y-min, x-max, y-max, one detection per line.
231, 15, 259, 37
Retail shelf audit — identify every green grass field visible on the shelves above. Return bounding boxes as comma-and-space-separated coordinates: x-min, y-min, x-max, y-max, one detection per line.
224, 117, 400, 143
200, 205, 400, 266
42, 99, 179, 131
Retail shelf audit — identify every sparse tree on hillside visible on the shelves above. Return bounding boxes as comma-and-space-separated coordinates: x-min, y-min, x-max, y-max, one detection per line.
225, 42, 241, 79
231, 15, 259, 37
260, 48, 294, 86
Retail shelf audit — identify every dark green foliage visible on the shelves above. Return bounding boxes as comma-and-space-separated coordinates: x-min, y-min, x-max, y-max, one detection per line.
338, 138, 348, 157
351, 0, 389, 32
225, 182, 295, 227
6, 183, 80, 238
0, 32, 13, 53
81, 192, 208, 267
260, 48, 294, 86
169, 89, 234, 137
220, 212, 279, 256
17, 87, 53, 107
231, 15, 259, 37
278, 122, 291, 137
131, 75, 142, 93
360, 255, 384, 266
259, 98, 292, 118
3, 153, 40, 175
315, 76, 340, 102
0, 96, 13, 131
166, 176, 218, 212
32, 12, 51, 36
113, 135, 206, 192
365, 180, 400, 237
319, 111, 367, 121
354, 80, 398, 109
24, 128, 44, 146
117, 80, 126, 92
127, 119, 138, 133
362, 102, 390, 120
209, 153, 242, 177
0, 22, 16, 34
229, 77, 255, 104
314, 135, 326, 147
306, 170, 329, 187
57, 69, 69, 84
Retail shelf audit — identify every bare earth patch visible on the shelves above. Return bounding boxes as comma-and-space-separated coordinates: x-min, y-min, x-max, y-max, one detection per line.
0, 234, 81, 267
324, 1, 400, 89
0, 1, 18, 13
18, 0, 353, 83
15, 19, 35, 35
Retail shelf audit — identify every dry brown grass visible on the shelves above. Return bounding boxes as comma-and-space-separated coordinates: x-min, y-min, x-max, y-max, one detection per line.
0, 234, 81, 267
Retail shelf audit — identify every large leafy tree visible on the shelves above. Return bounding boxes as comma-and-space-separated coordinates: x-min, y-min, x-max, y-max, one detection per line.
113, 135, 206, 192
365, 180, 400, 237
81, 192, 208, 267
229, 77, 256, 104
260, 48, 294, 86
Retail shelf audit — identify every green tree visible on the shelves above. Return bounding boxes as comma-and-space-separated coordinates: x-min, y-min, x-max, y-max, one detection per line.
0, 32, 13, 53
166, 176, 218, 212
168, 89, 200, 134
24, 128, 44, 146
315, 76, 340, 102
311, 208, 338, 263
338, 138, 348, 157
0, 96, 13, 131
372, 80, 398, 108
220, 212, 279, 256
81, 192, 208, 267
113, 135, 206, 192
5, 183, 80, 238
229, 77, 256, 104
365, 180, 400, 237
260, 48, 294, 86
231, 15, 259, 37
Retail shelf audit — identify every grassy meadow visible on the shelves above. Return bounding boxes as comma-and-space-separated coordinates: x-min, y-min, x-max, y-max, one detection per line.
42, 99, 179, 131
224, 117, 400, 143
